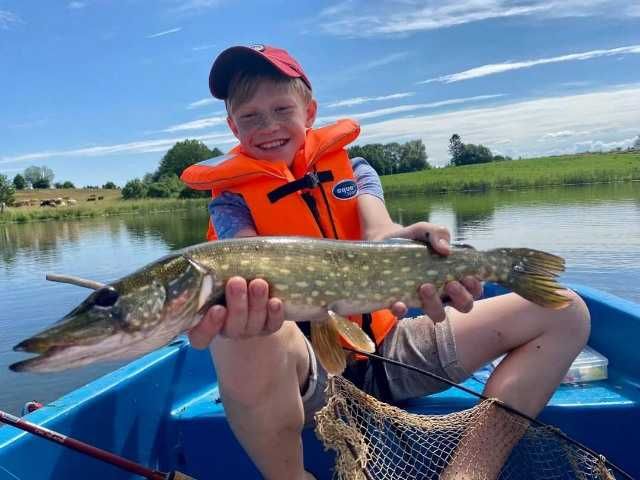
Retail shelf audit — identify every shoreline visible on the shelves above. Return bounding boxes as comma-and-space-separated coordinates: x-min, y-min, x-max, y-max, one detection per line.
2, 152, 638, 225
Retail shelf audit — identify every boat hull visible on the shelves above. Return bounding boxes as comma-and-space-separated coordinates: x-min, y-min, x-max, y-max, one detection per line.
1, 284, 639, 479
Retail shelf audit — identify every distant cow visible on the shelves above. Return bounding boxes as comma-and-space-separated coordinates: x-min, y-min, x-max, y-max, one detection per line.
40, 199, 57, 207
87, 197, 96, 202
67, 198, 77, 205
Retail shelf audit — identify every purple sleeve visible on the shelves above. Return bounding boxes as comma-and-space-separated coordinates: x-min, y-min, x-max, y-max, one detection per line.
208, 192, 256, 239
351, 157, 385, 202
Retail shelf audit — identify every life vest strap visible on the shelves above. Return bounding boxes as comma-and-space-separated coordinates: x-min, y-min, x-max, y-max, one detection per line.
267, 170, 334, 203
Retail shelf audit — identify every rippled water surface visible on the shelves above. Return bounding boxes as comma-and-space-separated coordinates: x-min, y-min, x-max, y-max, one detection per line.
1, 183, 639, 415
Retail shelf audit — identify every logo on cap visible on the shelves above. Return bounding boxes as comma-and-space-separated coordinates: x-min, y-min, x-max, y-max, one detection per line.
250, 44, 265, 52
332, 180, 358, 200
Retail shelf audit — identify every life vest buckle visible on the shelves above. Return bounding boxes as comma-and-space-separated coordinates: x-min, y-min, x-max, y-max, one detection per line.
306, 171, 321, 188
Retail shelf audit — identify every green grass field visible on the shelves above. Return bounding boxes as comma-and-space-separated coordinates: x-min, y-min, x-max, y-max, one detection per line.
2, 152, 639, 224
381, 152, 640, 195
1, 188, 206, 224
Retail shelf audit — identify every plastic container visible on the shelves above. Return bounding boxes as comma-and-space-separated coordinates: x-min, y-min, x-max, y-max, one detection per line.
474, 345, 609, 385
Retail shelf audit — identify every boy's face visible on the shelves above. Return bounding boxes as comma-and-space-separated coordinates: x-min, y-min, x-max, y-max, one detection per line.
227, 80, 317, 166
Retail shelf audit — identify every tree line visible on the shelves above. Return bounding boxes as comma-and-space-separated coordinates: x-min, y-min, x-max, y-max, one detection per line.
121, 140, 222, 199
7, 131, 637, 207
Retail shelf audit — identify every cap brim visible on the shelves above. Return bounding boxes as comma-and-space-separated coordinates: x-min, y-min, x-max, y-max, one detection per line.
209, 46, 305, 99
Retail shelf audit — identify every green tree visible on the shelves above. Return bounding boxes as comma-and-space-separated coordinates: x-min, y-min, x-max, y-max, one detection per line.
24, 165, 54, 188
349, 140, 429, 175
448, 134, 464, 164
62, 181, 75, 189
349, 143, 391, 175
154, 140, 221, 180
0, 174, 16, 207
147, 175, 185, 198
449, 134, 494, 166
399, 140, 429, 172
633, 135, 640, 150
122, 179, 147, 199
12, 174, 26, 190
102, 181, 117, 189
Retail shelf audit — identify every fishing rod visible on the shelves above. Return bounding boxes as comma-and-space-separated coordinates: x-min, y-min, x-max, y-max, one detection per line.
343, 346, 634, 480
0, 410, 195, 480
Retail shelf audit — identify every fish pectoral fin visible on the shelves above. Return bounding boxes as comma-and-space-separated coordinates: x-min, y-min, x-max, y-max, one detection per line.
329, 311, 375, 354
310, 317, 347, 376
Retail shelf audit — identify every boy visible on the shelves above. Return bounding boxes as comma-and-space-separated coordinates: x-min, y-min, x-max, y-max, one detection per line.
182, 45, 590, 480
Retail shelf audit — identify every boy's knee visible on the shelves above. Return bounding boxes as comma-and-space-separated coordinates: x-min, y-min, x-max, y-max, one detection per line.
558, 289, 591, 346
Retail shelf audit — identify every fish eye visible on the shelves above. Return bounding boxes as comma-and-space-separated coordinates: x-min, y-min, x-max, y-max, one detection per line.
94, 287, 119, 307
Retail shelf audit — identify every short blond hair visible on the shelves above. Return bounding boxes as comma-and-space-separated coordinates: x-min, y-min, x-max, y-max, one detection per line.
225, 67, 312, 114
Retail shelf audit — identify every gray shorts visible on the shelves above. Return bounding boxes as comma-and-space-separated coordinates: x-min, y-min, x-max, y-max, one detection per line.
300, 313, 471, 425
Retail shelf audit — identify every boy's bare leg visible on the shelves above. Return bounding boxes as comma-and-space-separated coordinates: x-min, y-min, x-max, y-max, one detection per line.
441, 290, 590, 479
210, 320, 312, 480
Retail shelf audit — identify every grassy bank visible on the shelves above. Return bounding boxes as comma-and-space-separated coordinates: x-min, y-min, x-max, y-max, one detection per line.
381, 152, 640, 195
2, 152, 639, 224
1, 189, 207, 224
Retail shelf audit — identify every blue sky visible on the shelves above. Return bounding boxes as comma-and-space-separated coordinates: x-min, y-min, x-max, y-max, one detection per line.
1, 0, 639, 187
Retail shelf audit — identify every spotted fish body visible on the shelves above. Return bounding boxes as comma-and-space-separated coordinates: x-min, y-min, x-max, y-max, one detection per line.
10, 237, 568, 373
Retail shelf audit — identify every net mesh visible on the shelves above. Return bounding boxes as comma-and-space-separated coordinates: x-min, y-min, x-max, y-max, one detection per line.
315, 375, 617, 480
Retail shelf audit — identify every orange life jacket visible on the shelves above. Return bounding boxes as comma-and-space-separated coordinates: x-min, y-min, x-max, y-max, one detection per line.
181, 119, 397, 346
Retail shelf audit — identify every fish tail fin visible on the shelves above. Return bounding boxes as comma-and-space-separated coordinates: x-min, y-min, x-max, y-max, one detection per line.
495, 248, 571, 309
310, 316, 347, 375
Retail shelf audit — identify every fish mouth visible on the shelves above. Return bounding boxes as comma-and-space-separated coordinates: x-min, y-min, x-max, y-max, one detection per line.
9, 346, 67, 373
9, 334, 136, 373
12, 337, 59, 355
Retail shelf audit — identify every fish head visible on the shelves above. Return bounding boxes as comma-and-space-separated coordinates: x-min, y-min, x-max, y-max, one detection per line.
10, 253, 220, 373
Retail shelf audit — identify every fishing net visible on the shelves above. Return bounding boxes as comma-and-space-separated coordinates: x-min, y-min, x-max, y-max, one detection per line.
315, 375, 618, 480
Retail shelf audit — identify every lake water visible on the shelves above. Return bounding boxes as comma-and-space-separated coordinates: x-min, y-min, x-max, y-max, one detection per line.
1, 182, 639, 416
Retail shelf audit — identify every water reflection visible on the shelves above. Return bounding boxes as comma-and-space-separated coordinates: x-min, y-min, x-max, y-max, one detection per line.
0, 205, 209, 269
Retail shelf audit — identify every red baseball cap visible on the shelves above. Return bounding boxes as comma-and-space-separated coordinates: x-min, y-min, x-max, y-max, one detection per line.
209, 44, 312, 99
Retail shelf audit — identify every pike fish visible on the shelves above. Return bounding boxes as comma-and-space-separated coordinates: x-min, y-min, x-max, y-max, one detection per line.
10, 237, 570, 374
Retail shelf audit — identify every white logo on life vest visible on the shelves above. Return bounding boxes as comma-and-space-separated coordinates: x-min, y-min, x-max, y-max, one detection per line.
332, 180, 358, 200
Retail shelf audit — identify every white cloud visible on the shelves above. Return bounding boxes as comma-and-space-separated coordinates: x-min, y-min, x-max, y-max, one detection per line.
187, 98, 217, 109
168, 0, 222, 13
353, 85, 640, 166
1, 132, 236, 164
318, 94, 505, 123
162, 115, 226, 132
420, 44, 640, 84
362, 52, 409, 70
326, 92, 415, 108
316, 1, 640, 38
574, 137, 637, 153
0, 10, 20, 29
68, 2, 86, 9
540, 131, 576, 140
340, 52, 410, 77
146, 27, 182, 39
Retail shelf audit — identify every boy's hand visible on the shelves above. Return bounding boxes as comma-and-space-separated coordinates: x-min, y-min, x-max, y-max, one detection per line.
188, 277, 285, 349
384, 222, 483, 322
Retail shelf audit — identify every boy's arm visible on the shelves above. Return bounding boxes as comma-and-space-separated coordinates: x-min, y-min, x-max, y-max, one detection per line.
357, 193, 482, 321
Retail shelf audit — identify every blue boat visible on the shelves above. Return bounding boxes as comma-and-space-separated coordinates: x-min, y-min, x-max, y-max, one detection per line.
1, 284, 639, 479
